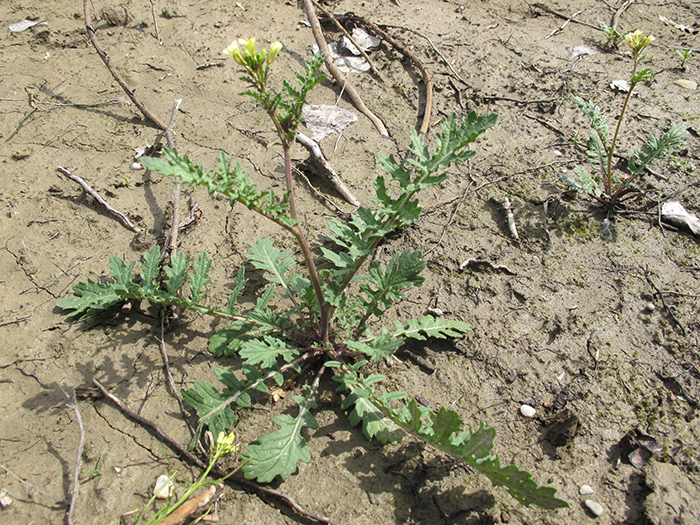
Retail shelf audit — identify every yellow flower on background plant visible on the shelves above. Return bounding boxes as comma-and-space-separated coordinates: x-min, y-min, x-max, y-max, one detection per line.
624, 30, 654, 58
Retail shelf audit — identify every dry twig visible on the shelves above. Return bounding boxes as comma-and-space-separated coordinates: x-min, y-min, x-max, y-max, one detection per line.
65, 391, 85, 525
83, 0, 167, 130
545, 10, 581, 39
301, 0, 389, 137
312, 1, 380, 78
530, 3, 601, 31
57, 166, 141, 233
150, 0, 162, 44
157, 314, 197, 440
0, 464, 64, 506
163, 99, 183, 256
348, 16, 434, 134
296, 132, 360, 207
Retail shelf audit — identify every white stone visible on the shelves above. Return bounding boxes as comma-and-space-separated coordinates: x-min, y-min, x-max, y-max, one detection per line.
130, 162, 143, 171
520, 404, 536, 418
585, 499, 604, 517
154, 475, 174, 499
579, 484, 594, 495
0, 489, 13, 508
674, 79, 697, 90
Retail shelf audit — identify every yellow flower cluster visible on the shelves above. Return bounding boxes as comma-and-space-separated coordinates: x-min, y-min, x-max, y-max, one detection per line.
215, 431, 239, 457
222, 37, 283, 66
624, 30, 654, 58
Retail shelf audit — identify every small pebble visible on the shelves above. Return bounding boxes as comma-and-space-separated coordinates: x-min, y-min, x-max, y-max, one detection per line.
154, 475, 174, 499
130, 162, 144, 171
579, 484, 594, 495
645, 303, 656, 312
520, 404, 536, 418
585, 499, 604, 517
674, 79, 697, 90
0, 489, 13, 508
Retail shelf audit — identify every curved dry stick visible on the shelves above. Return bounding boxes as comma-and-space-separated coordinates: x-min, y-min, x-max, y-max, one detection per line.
92, 378, 337, 525
348, 16, 434, 135
296, 132, 360, 207
83, 0, 168, 130
57, 166, 141, 232
301, 0, 389, 137
66, 391, 84, 525
311, 0, 380, 78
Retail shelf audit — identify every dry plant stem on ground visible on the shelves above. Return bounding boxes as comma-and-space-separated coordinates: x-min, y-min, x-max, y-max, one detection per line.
155, 485, 216, 525
301, 0, 389, 137
343, 14, 434, 134
295, 132, 361, 207
82, 0, 167, 130
310, 0, 380, 77
65, 391, 84, 525
164, 99, 183, 256
56, 167, 141, 232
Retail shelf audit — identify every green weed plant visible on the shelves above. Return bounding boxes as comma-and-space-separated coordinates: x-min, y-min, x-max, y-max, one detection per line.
59, 38, 567, 509
561, 30, 687, 210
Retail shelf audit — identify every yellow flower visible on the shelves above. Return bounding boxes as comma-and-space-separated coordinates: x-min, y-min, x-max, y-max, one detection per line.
625, 30, 654, 57
267, 42, 283, 64
215, 431, 239, 457
222, 40, 245, 65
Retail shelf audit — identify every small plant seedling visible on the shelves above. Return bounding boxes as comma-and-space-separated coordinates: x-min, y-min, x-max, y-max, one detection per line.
561, 30, 687, 211
598, 20, 625, 49
59, 38, 568, 510
83, 447, 108, 478
675, 48, 695, 71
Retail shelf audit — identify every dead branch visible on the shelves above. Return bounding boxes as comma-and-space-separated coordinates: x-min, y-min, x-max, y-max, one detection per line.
92, 379, 337, 525
157, 313, 197, 440
301, 0, 389, 137
530, 3, 601, 31
150, 0, 162, 44
83, 0, 168, 130
296, 132, 360, 207
154, 485, 216, 525
311, 1, 380, 78
645, 271, 686, 336
0, 464, 64, 506
345, 16, 434, 134
57, 166, 141, 233
545, 9, 581, 39
66, 391, 85, 525
163, 99, 183, 256
610, 0, 636, 34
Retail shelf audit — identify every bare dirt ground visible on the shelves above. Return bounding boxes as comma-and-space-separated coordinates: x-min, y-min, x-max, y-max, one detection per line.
1, 0, 699, 524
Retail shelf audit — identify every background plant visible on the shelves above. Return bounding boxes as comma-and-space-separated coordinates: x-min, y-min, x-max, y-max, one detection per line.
60, 39, 567, 509
675, 48, 695, 71
561, 30, 687, 211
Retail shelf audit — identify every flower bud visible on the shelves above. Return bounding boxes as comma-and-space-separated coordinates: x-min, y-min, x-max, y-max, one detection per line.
267, 42, 283, 63
242, 37, 256, 56
625, 29, 654, 58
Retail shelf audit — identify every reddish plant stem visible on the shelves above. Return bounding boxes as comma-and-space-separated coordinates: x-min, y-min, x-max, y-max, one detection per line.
282, 146, 330, 342
606, 57, 639, 200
